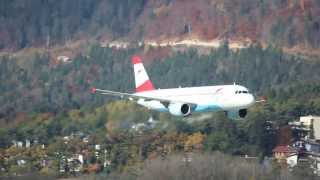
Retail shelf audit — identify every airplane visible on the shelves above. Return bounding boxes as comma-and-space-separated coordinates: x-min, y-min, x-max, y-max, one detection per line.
91, 55, 259, 119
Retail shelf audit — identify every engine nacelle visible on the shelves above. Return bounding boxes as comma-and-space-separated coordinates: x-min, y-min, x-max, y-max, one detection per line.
226, 109, 247, 119
239, 109, 247, 118
168, 103, 192, 116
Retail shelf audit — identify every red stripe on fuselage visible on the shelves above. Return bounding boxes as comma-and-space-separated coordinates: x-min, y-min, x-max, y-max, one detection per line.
132, 55, 142, 65
136, 80, 155, 92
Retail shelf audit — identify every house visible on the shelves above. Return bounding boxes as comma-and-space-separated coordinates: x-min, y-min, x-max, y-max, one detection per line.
17, 141, 23, 148
95, 144, 101, 151
57, 55, 71, 63
289, 115, 320, 140
17, 159, 26, 166
146, 116, 158, 128
312, 116, 320, 140
107, 41, 130, 49
273, 145, 298, 163
305, 140, 320, 154
307, 153, 320, 176
67, 154, 84, 173
63, 136, 70, 141
25, 139, 30, 148
131, 123, 146, 133
300, 116, 316, 127
82, 136, 89, 143
286, 154, 298, 167
60, 154, 84, 173
95, 144, 101, 158
289, 115, 320, 128
131, 117, 158, 133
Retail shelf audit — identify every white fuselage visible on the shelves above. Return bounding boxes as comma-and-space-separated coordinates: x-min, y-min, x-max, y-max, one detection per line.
135, 84, 255, 113
94, 55, 256, 117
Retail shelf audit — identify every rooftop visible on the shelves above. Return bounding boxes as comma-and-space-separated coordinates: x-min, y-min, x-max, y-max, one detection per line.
273, 145, 298, 154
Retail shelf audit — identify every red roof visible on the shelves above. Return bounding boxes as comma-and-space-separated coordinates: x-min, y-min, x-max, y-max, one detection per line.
272, 145, 297, 153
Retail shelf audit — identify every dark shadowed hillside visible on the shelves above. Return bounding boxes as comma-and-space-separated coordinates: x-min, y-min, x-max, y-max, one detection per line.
0, 0, 146, 51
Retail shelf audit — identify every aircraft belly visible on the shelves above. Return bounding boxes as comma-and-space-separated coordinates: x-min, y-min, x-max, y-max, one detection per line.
137, 94, 234, 113
194, 104, 222, 112
137, 99, 168, 112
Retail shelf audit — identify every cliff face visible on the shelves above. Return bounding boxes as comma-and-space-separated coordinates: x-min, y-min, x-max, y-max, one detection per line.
132, 0, 320, 49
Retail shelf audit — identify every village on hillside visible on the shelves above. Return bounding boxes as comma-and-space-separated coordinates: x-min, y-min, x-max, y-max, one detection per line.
1, 115, 320, 176
273, 115, 320, 175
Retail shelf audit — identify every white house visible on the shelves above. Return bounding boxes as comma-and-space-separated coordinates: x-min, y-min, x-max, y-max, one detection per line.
25, 139, 30, 148
287, 154, 298, 168
305, 140, 320, 153
290, 115, 320, 140
301, 115, 320, 127
57, 56, 71, 63
313, 116, 320, 140
17, 159, 26, 166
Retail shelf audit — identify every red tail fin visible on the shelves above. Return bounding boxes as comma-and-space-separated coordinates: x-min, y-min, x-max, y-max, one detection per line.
132, 55, 155, 93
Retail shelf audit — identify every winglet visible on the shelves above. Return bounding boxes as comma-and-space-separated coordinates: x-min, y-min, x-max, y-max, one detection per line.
91, 87, 97, 93
256, 96, 267, 103
132, 55, 142, 64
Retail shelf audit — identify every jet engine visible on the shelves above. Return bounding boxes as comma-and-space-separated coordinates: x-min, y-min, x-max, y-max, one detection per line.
238, 109, 247, 118
168, 103, 192, 116
226, 109, 247, 119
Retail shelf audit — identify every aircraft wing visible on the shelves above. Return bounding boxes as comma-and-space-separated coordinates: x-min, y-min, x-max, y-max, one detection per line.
255, 96, 267, 103
91, 88, 195, 106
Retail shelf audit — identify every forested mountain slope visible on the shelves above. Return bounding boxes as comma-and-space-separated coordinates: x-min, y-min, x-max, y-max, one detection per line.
1, 2, 320, 177
0, 0, 145, 50
1, 0, 320, 52
1, 44, 320, 160
1, 44, 320, 124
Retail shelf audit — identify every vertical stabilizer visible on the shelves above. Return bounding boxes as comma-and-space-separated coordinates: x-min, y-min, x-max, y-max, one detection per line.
131, 55, 155, 93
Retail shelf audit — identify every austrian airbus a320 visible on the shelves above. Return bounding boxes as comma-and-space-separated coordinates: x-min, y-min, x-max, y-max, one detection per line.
92, 55, 259, 119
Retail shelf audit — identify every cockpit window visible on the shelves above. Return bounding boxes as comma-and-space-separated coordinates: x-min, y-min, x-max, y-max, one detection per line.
235, 90, 249, 94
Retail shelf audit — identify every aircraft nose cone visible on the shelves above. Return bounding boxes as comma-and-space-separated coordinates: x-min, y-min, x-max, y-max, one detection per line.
235, 94, 255, 108
247, 94, 255, 106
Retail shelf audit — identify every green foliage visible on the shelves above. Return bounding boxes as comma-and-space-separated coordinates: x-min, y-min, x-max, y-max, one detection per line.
0, 45, 319, 154
1, 43, 320, 176
1, 44, 320, 123
0, 128, 10, 147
